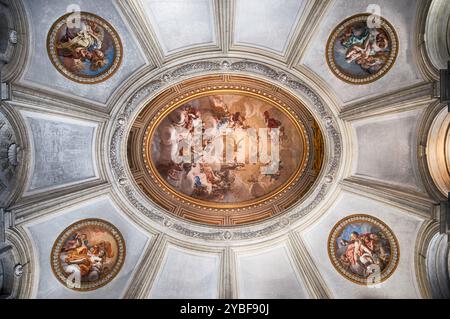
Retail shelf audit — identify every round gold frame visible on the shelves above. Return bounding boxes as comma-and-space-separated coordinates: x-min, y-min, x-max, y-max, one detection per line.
326, 14, 399, 85
128, 75, 325, 226
46, 12, 123, 84
327, 214, 400, 285
50, 218, 126, 291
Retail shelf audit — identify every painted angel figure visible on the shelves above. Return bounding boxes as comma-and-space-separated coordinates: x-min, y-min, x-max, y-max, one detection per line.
57, 20, 108, 71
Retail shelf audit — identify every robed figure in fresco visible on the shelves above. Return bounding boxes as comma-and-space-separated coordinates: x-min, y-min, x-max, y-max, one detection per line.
337, 230, 390, 278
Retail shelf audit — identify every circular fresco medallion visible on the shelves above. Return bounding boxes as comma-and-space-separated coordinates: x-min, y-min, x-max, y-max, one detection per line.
51, 219, 125, 291
326, 14, 398, 84
128, 76, 325, 226
328, 214, 399, 285
47, 12, 123, 84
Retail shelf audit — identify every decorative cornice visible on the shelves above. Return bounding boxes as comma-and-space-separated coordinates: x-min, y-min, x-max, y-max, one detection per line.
115, 0, 163, 66
286, 0, 333, 68
107, 58, 343, 242
123, 233, 167, 299
415, 219, 440, 299
340, 82, 436, 121
0, 102, 28, 208
417, 101, 449, 201
415, 0, 440, 81
2, 0, 29, 82
11, 83, 110, 116
5, 226, 35, 299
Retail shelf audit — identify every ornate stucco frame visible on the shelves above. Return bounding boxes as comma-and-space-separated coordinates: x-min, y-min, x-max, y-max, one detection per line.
108, 59, 343, 242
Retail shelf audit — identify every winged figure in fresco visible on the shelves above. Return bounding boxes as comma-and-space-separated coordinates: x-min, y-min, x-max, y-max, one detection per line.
56, 20, 108, 72
338, 231, 389, 278
61, 232, 114, 282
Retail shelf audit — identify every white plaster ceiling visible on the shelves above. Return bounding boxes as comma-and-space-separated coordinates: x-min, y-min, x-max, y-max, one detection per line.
302, 191, 425, 299
351, 108, 426, 193
20, 110, 99, 196
19, 0, 148, 106
148, 244, 221, 299
1, 0, 443, 299
234, 243, 309, 299
232, 0, 306, 54
24, 195, 151, 299
141, 0, 218, 54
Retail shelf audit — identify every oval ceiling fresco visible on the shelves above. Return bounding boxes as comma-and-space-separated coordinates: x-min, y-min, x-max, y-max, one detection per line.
128, 75, 324, 225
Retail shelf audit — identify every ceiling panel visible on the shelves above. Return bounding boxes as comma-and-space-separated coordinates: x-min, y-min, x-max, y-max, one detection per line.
24, 195, 151, 299
352, 109, 426, 192
233, 0, 307, 54
20, 111, 99, 196
148, 245, 221, 299
141, 0, 217, 54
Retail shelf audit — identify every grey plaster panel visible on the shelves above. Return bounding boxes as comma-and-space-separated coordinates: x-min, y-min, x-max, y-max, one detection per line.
141, 0, 216, 54
235, 244, 308, 299
353, 109, 425, 192
233, 0, 306, 54
301, 0, 423, 103
149, 245, 221, 299
26, 195, 150, 299
302, 191, 424, 299
21, 0, 148, 105
23, 112, 97, 193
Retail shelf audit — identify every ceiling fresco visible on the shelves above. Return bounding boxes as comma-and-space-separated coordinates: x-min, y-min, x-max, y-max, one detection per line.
47, 11, 123, 84
50, 218, 126, 291
128, 75, 325, 226
0, 0, 447, 301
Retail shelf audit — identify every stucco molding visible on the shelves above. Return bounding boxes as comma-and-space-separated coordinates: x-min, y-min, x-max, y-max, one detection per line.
107, 58, 344, 242
11, 84, 111, 120
5, 226, 35, 299
422, 0, 450, 73
340, 82, 436, 121
417, 101, 449, 201
341, 176, 435, 219
415, 219, 450, 299
122, 233, 167, 299
414, 0, 440, 82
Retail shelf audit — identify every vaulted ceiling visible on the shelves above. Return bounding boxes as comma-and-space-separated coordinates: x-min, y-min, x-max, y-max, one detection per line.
0, 0, 449, 299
